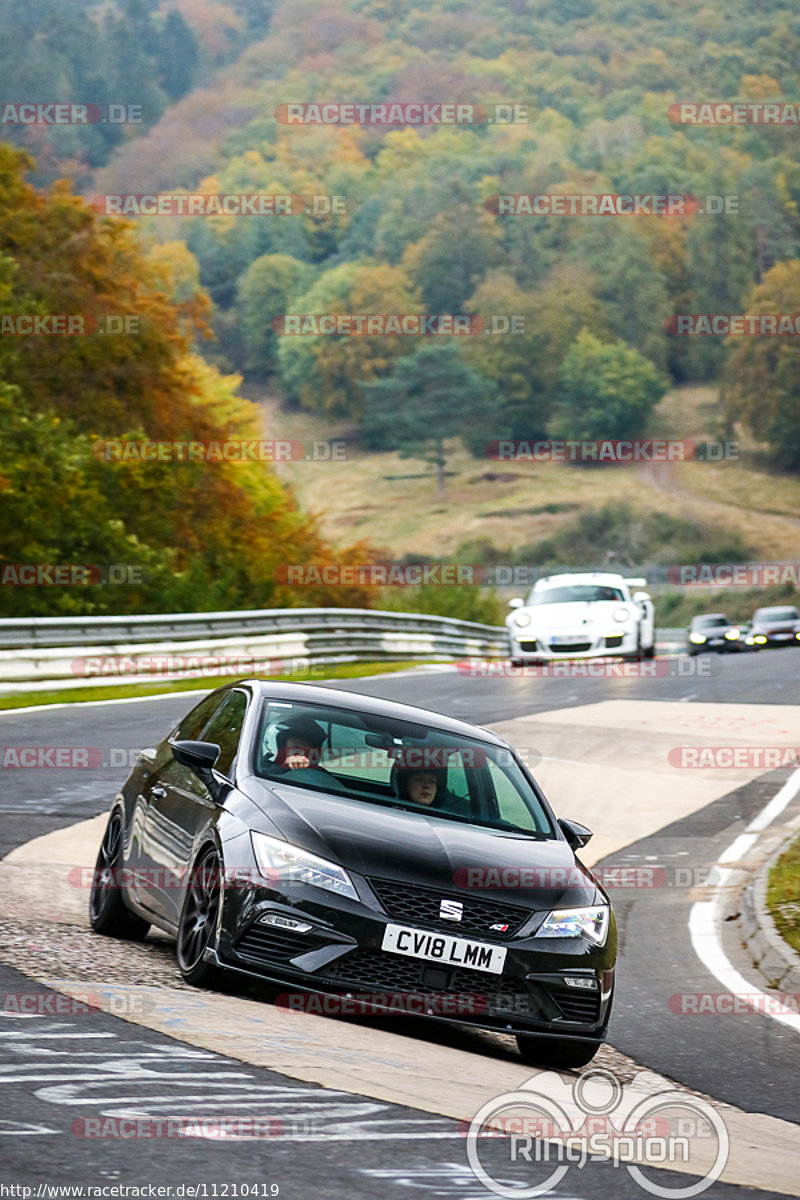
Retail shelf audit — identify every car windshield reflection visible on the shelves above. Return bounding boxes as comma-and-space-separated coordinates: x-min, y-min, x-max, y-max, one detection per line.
254, 699, 554, 837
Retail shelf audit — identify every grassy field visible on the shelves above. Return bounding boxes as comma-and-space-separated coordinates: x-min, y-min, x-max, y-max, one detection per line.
0, 661, 433, 711
767, 835, 800, 956
255, 384, 800, 565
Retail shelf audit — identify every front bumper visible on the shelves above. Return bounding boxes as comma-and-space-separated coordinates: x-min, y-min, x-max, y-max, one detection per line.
746, 631, 800, 648
215, 881, 616, 1039
508, 625, 640, 660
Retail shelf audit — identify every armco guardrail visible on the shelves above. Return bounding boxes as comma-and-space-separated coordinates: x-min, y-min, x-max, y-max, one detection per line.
0, 608, 510, 692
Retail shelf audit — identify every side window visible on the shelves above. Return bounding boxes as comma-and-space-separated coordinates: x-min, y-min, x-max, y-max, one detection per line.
445, 754, 470, 800
173, 691, 229, 741
486, 760, 541, 832
199, 690, 248, 779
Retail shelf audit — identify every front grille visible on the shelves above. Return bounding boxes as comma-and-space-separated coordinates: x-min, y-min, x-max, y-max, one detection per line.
518, 640, 538, 652
550, 641, 592, 653
235, 924, 326, 966
604, 635, 623, 648
369, 877, 530, 938
324, 948, 532, 1014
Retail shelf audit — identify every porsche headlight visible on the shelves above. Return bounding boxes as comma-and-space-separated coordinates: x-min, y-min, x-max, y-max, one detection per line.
536, 905, 609, 945
513, 611, 531, 627
251, 831, 359, 901
613, 607, 630, 623
689, 633, 707, 644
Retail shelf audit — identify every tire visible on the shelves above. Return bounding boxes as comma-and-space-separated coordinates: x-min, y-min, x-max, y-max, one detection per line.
177, 846, 224, 987
642, 641, 656, 660
516, 1034, 602, 1070
89, 810, 150, 941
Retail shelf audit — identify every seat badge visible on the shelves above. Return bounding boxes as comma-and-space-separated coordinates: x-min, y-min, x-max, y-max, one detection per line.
439, 899, 463, 922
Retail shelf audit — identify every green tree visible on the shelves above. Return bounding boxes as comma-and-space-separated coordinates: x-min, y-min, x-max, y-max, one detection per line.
361, 342, 499, 494
277, 260, 420, 419
552, 329, 669, 441
236, 254, 315, 378
724, 260, 800, 471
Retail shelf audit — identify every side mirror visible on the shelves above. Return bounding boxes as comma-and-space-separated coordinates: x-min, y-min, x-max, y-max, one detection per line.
170, 739, 220, 772
508, 597, 524, 609
558, 818, 593, 850
632, 591, 650, 604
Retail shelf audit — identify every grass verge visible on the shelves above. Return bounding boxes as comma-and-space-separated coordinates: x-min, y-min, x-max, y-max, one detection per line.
767, 834, 800, 956
0, 660, 441, 711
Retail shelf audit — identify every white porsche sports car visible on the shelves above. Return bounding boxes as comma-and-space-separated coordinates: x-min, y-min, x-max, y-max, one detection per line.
506, 572, 656, 663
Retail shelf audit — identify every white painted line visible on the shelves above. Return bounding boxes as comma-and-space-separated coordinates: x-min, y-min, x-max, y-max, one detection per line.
0, 689, 211, 717
0, 665, 450, 717
689, 902, 800, 1031
717, 833, 759, 863
746, 768, 800, 832
689, 767, 800, 1033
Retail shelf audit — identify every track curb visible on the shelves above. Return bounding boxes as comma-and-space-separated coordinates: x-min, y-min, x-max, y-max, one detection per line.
741, 829, 800, 993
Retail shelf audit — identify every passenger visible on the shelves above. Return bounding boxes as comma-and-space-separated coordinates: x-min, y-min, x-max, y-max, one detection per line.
392, 764, 470, 816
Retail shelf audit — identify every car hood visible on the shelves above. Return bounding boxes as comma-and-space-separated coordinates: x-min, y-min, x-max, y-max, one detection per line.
520, 601, 629, 628
242, 775, 599, 909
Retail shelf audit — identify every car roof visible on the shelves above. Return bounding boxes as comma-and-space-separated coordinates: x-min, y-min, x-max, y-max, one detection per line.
237, 679, 509, 747
692, 612, 728, 622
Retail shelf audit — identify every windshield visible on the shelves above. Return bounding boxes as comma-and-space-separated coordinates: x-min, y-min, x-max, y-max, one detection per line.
525, 584, 625, 606
693, 616, 729, 628
757, 607, 800, 622
253, 699, 555, 837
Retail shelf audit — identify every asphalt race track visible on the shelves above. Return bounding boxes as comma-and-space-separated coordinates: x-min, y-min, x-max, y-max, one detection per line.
1, 647, 799, 1197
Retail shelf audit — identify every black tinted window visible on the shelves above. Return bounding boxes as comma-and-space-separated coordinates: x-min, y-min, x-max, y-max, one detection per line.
200, 690, 248, 778
174, 691, 228, 741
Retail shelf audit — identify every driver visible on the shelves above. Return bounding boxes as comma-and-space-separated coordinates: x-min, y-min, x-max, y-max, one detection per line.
273, 717, 327, 771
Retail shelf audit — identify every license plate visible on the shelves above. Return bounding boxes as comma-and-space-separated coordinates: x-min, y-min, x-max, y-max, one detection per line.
381, 923, 507, 974
551, 634, 586, 645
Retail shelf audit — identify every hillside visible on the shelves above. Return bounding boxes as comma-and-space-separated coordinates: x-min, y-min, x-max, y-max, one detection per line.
256, 383, 800, 564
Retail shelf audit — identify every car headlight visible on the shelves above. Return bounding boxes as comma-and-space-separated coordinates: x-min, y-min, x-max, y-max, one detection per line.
536, 905, 609, 945
251, 831, 359, 901
753, 635, 767, 644
513, 612, 531, 627
613, 607, 630, 623
724, 628, 740, 640
689, 633, 706, 644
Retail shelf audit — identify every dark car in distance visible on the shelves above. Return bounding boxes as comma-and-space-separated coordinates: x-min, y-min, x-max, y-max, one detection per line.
745, 606, 800, 650
687, 613, 745, 655
89, 681, 616, 1068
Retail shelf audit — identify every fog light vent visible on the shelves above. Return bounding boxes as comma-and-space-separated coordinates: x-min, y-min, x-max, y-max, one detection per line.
259, 913, 313, 933
563, 975, 598, 991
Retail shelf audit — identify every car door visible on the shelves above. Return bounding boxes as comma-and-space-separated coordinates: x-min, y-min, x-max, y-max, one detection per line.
128, 690, 228, 913
137, 689, 248, 923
